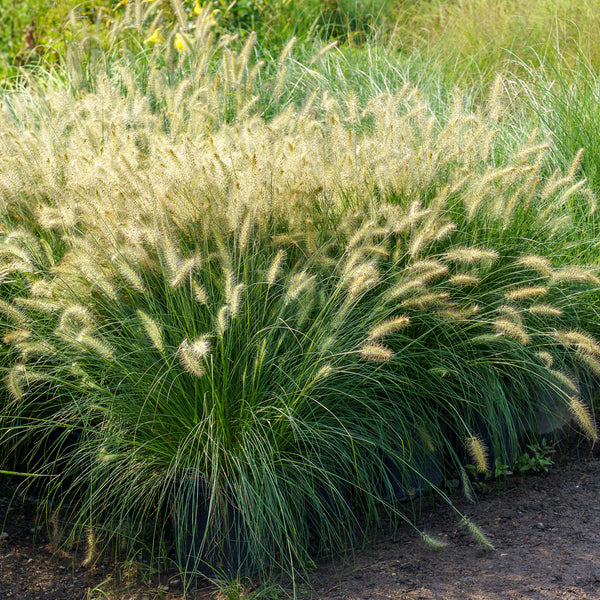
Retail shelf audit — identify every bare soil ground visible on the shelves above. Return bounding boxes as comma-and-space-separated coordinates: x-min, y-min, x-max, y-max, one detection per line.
1, 432, 599, 600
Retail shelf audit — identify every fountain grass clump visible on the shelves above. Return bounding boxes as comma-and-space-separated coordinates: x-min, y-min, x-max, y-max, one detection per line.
1, 1, 599, 587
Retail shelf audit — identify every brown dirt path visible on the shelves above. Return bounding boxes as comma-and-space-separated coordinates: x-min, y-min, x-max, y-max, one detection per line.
307, 435, 600, 600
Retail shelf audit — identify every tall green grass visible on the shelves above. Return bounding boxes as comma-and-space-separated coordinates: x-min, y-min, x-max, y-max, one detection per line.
1, 0, 600, 592
518, 57, 600, 192
386, 0, 600, 88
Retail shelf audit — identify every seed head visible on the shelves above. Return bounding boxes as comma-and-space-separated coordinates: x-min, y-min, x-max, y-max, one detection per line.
223, 268, 235, 305
285, 271, 315, 304
138, 310, 165, 354
461, 467, 475, 503
266, 250, 286, 287
527, 304, 563, 317
551, 267, 600, 286
4, 364, 48, 399
569, 396, 597, 441
13, 297, 62, 314
5, 364, 25, 400
497, 304, 523, 323
238, 212, 253, 251
385, 278, 428, 301
536, 351, 554, 368
504, 286, 548, 301
421, 533, 447, 549
28, 279, 54, 298
190, 336, 211, 359
313, 363, 334, 383
437, 304, 479, 321
96, 279, 118, 301
59, 305, 96, 332
76, 331, 116, 361
548, 369, 579, 395
494, 318, 530, 345
555, 329, 600, 356
229, 283, 245, 318
359, 342, 394, 361
347, 262, 379, 297
406, 262, 448, 284
177, 338, 206, 378
2, 329, 31, 344
367, 315, 410, 340
516, 254, 553, 277
461, 516, 494, 550
112, 259, 146, 293
466, 435, 489, 473
0, 299, 31, 328
444, 247, 499, 264
216, 305, 230, 338
170, 256, 200, 289
579, 352, 600, 378
192, 281, 208, 305
432, 222, 457, 242
407, 260, 448, 276
0, 260, 34, 276
401, 292, 450, 310
17, 339, 56, 360
449, 274, 480, 287
82, 527, 98, 568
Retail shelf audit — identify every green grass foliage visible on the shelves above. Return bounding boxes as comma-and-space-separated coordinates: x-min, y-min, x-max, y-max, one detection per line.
387, 0, 600, 87
1, 0, 600, 592
0, 0, 126, 80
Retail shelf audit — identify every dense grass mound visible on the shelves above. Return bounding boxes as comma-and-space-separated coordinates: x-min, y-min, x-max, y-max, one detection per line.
1, 1, 600, 590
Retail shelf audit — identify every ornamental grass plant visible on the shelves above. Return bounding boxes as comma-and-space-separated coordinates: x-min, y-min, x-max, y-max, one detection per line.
1, 1, 600, 591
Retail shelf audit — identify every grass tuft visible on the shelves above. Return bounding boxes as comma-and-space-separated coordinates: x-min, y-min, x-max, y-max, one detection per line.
2, 1, 600, 588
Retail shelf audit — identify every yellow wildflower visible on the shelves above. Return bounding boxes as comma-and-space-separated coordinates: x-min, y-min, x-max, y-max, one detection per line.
174, 32, 185, 52
144, 28, 162, 45
193, 0, 202, 16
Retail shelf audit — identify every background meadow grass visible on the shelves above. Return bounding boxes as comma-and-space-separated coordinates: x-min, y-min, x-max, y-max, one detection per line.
2, 0, 600, 593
